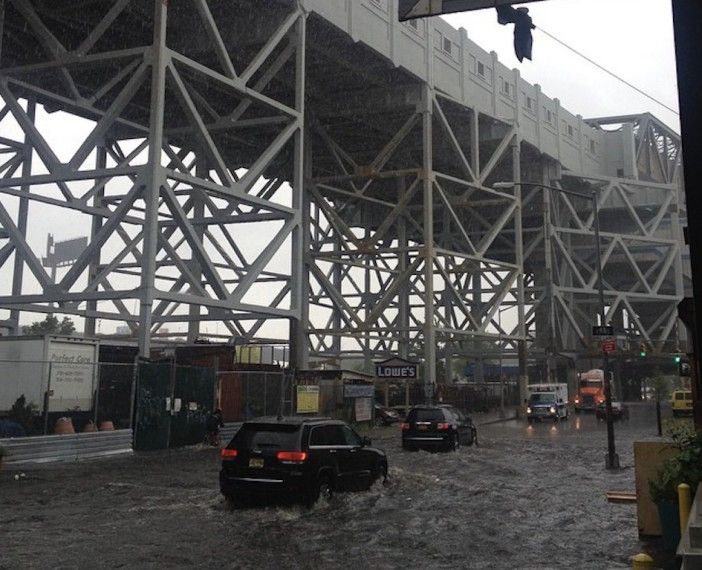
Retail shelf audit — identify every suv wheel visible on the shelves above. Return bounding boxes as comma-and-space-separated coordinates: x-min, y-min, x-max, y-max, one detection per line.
306, 474, 333, 507
373, 462, 388, 486
450, 432, 460, 452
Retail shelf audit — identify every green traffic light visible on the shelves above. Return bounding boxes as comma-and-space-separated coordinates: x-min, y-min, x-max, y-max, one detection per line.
674, 355, 682, 363
640, 351, 647, 357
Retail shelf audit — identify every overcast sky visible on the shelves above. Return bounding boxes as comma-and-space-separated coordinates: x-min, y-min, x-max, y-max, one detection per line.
442, 0, 680, 132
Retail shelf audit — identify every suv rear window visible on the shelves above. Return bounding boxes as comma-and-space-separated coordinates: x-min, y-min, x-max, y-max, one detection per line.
408, 409, 444, 422
233, 424, 300, 450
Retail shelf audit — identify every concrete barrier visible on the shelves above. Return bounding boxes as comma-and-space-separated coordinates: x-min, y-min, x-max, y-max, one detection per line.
1, 430, 133, 466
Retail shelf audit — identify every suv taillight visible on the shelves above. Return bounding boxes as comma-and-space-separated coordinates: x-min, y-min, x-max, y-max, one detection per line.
400, 422, 410, 430
276, 451, 308, 463
436, 422, 450, 430
221, 448, 238, 459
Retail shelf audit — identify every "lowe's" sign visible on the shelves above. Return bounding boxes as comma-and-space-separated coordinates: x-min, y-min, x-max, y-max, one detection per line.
375, 357, 418, 379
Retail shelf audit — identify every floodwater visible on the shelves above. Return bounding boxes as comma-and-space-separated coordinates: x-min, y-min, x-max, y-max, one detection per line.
0, 403, 669, 569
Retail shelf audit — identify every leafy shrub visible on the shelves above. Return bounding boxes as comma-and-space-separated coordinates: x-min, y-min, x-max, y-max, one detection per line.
9, 395, 38, 434
649, 424, 702, 504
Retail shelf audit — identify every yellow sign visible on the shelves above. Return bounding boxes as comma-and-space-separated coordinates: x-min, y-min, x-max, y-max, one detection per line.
236, 345, 261, 364
296, 385, 320, 414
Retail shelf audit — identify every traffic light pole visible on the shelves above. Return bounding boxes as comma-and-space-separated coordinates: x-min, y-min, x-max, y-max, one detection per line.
493, 180, 620, 468
593, 192, 619, 470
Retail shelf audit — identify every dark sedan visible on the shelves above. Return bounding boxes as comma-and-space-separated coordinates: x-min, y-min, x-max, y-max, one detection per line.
374, 403, 400, 426
595, 401, 629, 421
401, 405, 476, 451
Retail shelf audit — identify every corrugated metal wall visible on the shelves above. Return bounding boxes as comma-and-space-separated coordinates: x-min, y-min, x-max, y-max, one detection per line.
1, 430, 133, 466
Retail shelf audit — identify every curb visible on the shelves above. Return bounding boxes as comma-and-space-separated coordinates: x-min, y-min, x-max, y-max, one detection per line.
476, 413, 519, 426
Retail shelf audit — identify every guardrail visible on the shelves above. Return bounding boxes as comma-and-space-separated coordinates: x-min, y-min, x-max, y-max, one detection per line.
1, 430, 133, 466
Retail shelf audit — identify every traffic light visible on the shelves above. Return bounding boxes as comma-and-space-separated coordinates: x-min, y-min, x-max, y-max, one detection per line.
639, 343, 647, 357
679, 358, 691, 377
674, 354, 682, 364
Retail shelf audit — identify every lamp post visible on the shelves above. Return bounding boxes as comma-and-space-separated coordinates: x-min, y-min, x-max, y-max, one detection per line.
494, 181, 619, 469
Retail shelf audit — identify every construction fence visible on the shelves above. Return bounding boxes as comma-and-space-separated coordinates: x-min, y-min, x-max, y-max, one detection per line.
0, 359, 136, 438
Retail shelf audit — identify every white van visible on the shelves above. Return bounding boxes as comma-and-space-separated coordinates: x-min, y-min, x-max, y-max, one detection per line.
526, 383, 569, 422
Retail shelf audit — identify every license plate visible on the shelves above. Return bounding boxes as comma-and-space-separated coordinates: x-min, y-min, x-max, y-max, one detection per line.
249, 458, 264, 468
418, 425, 428, 431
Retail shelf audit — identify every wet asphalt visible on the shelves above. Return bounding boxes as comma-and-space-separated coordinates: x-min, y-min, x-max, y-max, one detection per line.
0, 402, 680, 570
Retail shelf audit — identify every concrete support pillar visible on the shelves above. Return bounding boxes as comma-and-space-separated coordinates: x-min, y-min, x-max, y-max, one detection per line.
138, 0, 168, 357
513, 136, 528, 403
422, 84, 435, 403
290, 11, 308, 370
9, 98, 35, 335
398, 177, 410, 360
85, 144, 107, 337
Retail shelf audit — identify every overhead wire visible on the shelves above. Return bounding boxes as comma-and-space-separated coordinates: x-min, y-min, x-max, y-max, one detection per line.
534, 25, 680, 117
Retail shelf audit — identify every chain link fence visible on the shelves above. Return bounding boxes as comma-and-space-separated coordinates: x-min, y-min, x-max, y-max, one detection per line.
0, 359, 136, 437
382, 380, 520, 414
218, 368, 291, 421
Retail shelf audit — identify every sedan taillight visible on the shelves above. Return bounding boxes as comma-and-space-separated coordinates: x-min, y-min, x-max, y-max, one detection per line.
276, 451, 308, 463
221, 448, 238, 459
436, 422, 450, 430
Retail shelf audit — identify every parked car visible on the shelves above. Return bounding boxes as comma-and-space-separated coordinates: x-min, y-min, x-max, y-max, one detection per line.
595, 401, 629, 421
374, 403, 400, 426
401, 405, 477, 452
220, 417, 388, 507
671, 389, 693, 417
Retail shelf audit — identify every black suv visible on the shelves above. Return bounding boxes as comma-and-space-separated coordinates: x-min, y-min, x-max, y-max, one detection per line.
220, 417, 388, 507
401, 405, 477, 451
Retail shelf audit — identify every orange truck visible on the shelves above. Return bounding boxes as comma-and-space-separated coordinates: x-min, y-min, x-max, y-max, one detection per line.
574, 369, 606, 413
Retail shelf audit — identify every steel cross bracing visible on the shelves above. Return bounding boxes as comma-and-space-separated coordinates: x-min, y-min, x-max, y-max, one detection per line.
522, 165, 685, 361
0, 0, 307, 356
0, 0, 687, 376
306, 87, 523, 377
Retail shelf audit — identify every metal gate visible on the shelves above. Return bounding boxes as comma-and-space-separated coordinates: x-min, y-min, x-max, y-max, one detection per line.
134, 361, 215, 451
217, 367, 291, 421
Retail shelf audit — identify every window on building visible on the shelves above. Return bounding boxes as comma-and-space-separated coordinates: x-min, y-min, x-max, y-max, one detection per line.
409, 18, 418, 29
544, 108, 552, 124
443, 37, 452, 54
477, 61, 485, 77
567, 124, 574, 138
525, 96, 534, 111
501, 79, 511, 97
590, 139, 596, 154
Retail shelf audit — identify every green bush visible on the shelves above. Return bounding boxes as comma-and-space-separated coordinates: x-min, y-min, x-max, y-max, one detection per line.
650, 425, 702, 504
9, 394, 38, 434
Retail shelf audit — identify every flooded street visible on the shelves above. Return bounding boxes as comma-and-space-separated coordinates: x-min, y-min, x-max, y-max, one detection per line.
1, 404, 664, 569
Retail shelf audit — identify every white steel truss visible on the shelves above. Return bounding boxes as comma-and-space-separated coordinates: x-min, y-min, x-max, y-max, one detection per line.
0, 0, 307, 356
0, 1, 687, 383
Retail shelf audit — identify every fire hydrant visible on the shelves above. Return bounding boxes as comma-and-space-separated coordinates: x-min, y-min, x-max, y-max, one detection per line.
631, 553, 654, 569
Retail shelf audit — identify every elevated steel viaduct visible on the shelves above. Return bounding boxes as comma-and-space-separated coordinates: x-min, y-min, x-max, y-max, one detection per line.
0, 0, 687, 386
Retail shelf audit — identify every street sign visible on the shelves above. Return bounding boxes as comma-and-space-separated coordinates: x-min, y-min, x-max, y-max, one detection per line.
398, 0, 544, 21
600, 339, 617, 354
592, 325, 614, 337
